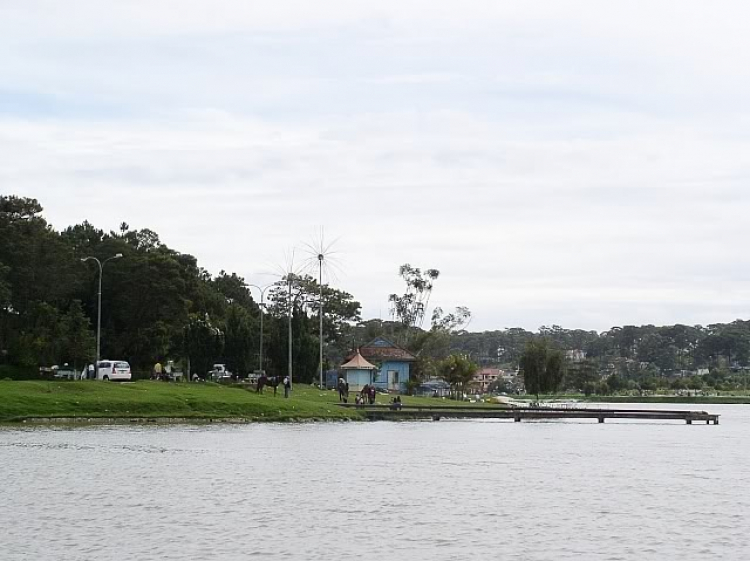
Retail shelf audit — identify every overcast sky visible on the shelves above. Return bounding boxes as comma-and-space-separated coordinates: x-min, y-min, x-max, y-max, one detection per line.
2, 1, 750, 332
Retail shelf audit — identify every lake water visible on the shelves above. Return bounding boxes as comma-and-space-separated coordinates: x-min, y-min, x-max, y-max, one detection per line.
1, 404, 748, 560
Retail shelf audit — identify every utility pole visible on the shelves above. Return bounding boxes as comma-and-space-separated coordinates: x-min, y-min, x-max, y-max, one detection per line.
80, 253, 123, 380
288, 274, 293, 387
249, 284, 271, 375
318, 253, 324, 390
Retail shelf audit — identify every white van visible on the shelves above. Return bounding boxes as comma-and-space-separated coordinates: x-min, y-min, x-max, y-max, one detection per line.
96, 360, 132, 381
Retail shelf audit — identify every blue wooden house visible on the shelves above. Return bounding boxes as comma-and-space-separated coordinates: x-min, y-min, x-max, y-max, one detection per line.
343, 337, 416, 393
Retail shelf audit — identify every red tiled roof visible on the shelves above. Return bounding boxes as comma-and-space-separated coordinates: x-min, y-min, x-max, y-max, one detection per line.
346, 337, 417, 363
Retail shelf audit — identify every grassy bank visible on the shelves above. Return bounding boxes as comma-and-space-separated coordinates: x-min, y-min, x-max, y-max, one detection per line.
0, 381, 367, 423
1, 382, 741, 424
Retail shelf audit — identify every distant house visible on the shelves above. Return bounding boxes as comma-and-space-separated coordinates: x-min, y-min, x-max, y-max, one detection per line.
343, 337, 416, 393
473, 368, 503, 393
416, 378, 451, 397
566, 349, 586, 362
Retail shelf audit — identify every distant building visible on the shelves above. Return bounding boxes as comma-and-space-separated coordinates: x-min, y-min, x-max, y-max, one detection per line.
473, 368, 503, 393
416, 379, 451, 397
343, 337, 416, 393
339, 350, 377, 391
566, 349, 586, 362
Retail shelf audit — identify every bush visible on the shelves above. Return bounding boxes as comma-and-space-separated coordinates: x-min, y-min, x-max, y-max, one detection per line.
0, 364, 38, 380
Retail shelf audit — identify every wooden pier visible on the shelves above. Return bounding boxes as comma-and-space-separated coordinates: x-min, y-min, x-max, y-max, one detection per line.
339, 404, 720, 424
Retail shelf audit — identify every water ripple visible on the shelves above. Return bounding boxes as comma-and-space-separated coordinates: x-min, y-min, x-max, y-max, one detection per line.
0, 404, 748, 560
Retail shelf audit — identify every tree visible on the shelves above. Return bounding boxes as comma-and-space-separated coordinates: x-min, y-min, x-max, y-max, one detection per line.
0, 261, 11, 310
182, 314, 224, 378
519, 340, 565, 401
564, 358, 600, 393
388, 264, 439, 331
223, 304, 255, 377
58, 300, 96, 369
438, 354, 478, 399
431, 306, 472, 332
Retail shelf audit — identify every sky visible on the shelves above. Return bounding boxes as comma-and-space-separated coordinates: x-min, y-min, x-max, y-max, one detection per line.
2, 0, 750, 333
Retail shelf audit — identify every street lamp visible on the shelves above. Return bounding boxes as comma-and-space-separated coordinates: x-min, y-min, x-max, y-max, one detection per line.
248, 283, 272, 375
317, 253, 324, 390
81, 253, 123, 380
288, 274, 293, 387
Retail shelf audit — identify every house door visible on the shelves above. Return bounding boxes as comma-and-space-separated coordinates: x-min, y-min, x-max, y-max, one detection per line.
387, 370, 399, 390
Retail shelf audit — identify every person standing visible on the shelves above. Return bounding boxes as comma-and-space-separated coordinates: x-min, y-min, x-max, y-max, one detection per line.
283, 375, 291, 398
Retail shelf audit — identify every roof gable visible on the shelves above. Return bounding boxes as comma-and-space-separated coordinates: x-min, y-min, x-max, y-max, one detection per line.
357, 337, 417, 363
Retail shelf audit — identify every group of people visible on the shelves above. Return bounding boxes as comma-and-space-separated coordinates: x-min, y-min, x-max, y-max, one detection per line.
337, 379, 379, 406
150, 361, 172, 381
336, 379, 406, 409
353, 384, 377, 407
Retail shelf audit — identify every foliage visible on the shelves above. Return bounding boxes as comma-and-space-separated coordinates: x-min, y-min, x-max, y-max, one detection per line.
0, 195, 361, 382
265, 273, 361, 368
438, 354, 479, 398
431, 306, 472, 332
519, 340, 565, 400
563, 358, 600, 392
388, 264, 439, 330
8, 193, 750, 396
223, 305, 255, 376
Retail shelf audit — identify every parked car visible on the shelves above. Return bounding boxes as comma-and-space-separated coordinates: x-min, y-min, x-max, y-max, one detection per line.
93, 360, 132, 381
207, 363, 232, 382
52, 365, 78, 380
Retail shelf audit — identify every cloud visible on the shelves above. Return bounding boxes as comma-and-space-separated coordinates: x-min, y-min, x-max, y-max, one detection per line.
2, 1, 750, 331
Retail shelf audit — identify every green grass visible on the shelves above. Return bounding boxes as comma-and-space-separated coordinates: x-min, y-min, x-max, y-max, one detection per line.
0, 381, 511, 424
3, 381, 740, 425
0, 381, 365, 423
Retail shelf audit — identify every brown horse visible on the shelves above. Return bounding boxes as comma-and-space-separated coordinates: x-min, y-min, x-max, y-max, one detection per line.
256, 375, 281, 396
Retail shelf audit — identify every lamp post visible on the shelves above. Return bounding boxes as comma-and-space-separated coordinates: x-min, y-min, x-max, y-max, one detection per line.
288, 275, 293, 387
317, 253, 324, 390
81, 253, 123, 380
248, 283, 272, 375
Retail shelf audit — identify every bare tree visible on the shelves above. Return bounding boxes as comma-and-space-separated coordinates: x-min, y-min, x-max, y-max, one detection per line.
388, 264, 440, 329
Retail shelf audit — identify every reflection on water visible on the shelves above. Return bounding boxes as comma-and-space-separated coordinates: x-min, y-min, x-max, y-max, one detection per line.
1, 405, 749, 561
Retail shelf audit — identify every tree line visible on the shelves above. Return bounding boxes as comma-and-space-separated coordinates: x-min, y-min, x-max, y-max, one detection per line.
0, 196, 361, 380
3, 194, 750, 394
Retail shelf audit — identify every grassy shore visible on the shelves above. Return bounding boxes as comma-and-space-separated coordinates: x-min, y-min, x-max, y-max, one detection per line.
0, 381, 743, 424
0, 381, 368, 423
0, 381, 496, 424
